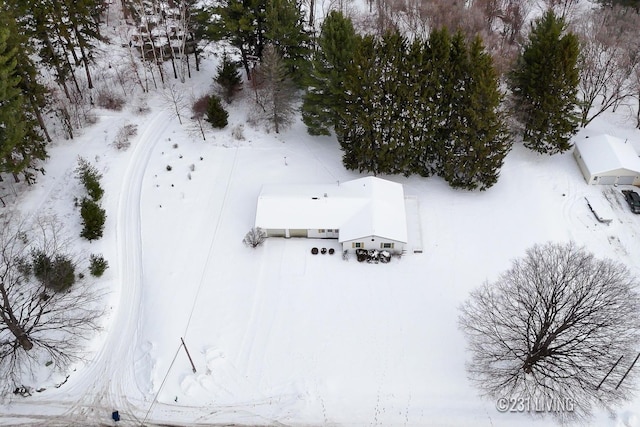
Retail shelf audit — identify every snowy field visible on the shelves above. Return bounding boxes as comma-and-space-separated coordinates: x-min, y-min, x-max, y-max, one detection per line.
1, 53, 640, 426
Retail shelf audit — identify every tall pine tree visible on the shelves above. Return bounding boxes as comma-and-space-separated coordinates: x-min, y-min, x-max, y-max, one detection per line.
265, 0, 310, 86
509, 10, 579, 154
0, 26, 26, 179
210, 0, 267, 79
0, 13, 46, 184
440, 36, 511, 190
302, 11, 357, 136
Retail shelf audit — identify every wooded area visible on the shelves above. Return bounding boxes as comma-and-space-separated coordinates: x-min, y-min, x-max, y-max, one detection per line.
1, 0, 640, 190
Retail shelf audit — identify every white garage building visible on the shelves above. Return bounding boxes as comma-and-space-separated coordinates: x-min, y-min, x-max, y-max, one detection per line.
254, 177, 408, 253
573, 134, 640, 185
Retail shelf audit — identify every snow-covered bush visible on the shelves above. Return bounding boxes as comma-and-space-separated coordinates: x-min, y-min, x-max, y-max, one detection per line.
243, 227, 267, 248
89, 254, 109, 277
96, 89, 125, 111
113, 124, 137, 151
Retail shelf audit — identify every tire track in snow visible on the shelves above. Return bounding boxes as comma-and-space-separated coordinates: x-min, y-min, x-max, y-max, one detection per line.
58, 111, 171, 424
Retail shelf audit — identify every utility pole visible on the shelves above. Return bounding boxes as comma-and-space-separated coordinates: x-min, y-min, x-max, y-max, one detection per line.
181, 337, 197, 373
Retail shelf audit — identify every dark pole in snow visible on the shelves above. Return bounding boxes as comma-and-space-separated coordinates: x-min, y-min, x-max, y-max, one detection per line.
597, 354, 623, 390
616, 352, 640, 390
181, 337, 196, 373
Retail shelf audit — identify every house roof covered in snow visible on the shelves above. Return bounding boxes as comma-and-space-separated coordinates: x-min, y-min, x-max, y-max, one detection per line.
574, 134, 640, 175
255, 177, 408, 243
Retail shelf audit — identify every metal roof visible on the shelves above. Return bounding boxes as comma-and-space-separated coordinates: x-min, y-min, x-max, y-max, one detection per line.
255, 177, 408, 243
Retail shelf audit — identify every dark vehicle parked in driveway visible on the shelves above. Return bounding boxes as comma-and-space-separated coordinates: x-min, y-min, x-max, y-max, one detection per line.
622, 189, 640, 214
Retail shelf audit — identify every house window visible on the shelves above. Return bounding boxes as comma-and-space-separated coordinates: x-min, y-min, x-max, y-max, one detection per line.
318, 229, 325, 233
381, 242, 394, 249
352, 242, 363, 248
327, 229, 332, 232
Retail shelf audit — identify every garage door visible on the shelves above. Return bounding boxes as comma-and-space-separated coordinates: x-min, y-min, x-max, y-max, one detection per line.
289, 229, 308, 237
267, 229, 285, 237
617, 176, 636, 185
596, 176, 617, 185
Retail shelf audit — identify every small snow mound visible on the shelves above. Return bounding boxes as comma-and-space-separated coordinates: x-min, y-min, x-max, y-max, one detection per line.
620, 411, 639, 427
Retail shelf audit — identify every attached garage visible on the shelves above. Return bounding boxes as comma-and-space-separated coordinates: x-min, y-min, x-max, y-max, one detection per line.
573, 135, 640, 186
253, 177, 408, 254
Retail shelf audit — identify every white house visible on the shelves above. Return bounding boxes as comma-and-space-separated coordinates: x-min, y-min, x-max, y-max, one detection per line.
254, 177, 408, 253
573, 135, 640, 185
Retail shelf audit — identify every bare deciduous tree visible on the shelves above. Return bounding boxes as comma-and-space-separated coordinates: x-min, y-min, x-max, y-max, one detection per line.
459, 242, 640, 423
252, 44, 297, 134
162, 83, 187, 124
243, 227, 267, 248
0, 214, 102, 393
190, 94, 209, 141
574, 6, 640, 127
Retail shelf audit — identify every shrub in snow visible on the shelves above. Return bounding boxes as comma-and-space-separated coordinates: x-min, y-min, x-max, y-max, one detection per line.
113, 124, 137, 150
192, 95, 209, 115
206, 95, 229, 129
76, 157, 104, 202
166, 165, 172, 171
243, 227, 267, 248
89, 254, 109, 277
80, 197, 106, 241
232, 124, 245, 140
31, 250, 76, 292
96, 89, 125, 111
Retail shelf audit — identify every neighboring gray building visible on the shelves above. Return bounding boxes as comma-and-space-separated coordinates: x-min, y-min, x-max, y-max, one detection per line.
573, 134, 640, 185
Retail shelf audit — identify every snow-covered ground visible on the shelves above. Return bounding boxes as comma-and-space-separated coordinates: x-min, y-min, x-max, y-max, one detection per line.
1, 46, 640, 427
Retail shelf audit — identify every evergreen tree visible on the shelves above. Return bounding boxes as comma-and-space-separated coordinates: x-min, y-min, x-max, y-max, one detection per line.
265, 0, 311, 86
2, 2, 51, 144
302, 10, 357, 136
80, 197, 106, 241
436, 30, 469, 185
215, 51, 243, 103
206, 95, 229, 128
509, 11, 580, 154
209, 0, 267, 79
338, 34, 381, 173
416, 28, 452, 176
441, 36, 511, 190
0, 12, 46, 185
0, 25, 26, 179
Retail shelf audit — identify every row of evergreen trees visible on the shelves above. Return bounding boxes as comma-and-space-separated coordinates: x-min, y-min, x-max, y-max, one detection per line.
302, 12, 510, 190
299, 10, 581, 190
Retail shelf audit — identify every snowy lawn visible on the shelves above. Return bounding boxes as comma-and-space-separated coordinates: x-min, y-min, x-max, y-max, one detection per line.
1, 58, 640, 426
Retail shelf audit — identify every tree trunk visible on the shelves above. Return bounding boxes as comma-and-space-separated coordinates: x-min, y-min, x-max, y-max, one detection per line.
73, 24, 94, 89
30, 96, 52, 142
0, 286, 34, 351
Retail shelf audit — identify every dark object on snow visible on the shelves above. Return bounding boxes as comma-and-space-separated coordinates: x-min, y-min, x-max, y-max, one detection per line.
329, 248, 335, 255
112, 411, 120, 422
622, 190, 640, 214
356, 249, 368, 262
13, 386, 31, 397
355, 249, 391, 263
321, 248, 327, 254
311, 247, 319, 255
